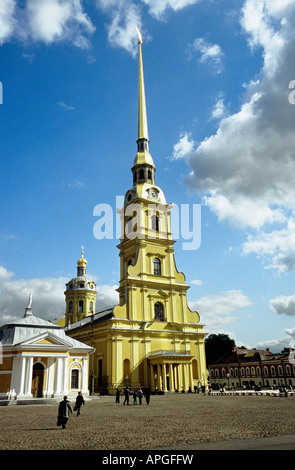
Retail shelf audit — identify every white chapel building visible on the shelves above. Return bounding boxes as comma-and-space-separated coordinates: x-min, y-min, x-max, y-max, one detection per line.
0, 296, 93, 402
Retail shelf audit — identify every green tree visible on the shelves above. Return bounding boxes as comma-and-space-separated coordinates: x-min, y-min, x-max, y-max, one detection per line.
205, 333, 236, 365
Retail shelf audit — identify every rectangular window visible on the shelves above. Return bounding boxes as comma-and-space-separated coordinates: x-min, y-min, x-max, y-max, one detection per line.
79, 300, 84, 312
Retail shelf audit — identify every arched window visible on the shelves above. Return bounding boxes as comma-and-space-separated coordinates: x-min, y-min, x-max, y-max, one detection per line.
192, 360, 198, 380
154, 302, 164, 321
71, 369, 79, 389
139, 169, 145, 179
153, 258, 161, 275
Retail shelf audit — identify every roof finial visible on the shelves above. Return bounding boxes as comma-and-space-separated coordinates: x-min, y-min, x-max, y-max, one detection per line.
27, 292, 32, 309
24, 292, 33, 317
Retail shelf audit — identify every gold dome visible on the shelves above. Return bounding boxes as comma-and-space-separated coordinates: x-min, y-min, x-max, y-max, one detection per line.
77, 246, 87, 267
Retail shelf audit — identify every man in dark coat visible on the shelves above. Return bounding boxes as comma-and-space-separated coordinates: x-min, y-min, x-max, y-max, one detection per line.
123, 387, 131, 405
145, 387, 150, 405
75, 391, 85, 416
58, 396, 73, 428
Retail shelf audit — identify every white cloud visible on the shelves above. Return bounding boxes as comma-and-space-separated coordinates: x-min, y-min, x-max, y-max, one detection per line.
141, 0, 201, 19
172, 0, 295, 273
189, 289, 252, 332
27, 0, 95, 48
58, 101, 76, 110
211, 96, 226, 120
171, 132, 195, 160
95, 0, 204, 54
0, 0, 95, 48
96, 0, 141, 56
95, 284, 119, 310
242, 218, 295, 272
0, 0, 16, 44
191, 279, 202, 286
270, 294, 295, 316
0, 265, 118, 326
0, 271, 67, 324
188, 37, 224, 74
0, 266, 14, 280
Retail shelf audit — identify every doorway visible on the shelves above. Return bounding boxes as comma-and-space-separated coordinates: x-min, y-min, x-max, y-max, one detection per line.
31, 363, 44, 398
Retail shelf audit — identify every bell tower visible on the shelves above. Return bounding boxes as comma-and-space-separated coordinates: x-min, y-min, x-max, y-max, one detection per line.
65, 247, 98, 325
115, 31, 200, 327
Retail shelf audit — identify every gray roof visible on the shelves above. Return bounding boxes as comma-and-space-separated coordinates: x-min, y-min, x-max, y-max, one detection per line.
0, 309, 93, 351
65, 307, 114, 332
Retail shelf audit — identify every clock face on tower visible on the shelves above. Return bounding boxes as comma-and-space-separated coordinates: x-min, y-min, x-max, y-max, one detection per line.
148, 187, 160, 201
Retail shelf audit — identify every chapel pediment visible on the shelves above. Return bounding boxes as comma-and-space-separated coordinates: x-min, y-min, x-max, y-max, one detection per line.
19, 332, 73, 349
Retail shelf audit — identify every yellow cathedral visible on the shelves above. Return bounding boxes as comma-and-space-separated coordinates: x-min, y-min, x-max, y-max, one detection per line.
64, 33, 208, 394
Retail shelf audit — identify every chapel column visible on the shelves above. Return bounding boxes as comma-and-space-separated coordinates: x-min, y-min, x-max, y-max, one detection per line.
24, 357, 33, 396
82, 356, 89, 395
46, 358, 55, 397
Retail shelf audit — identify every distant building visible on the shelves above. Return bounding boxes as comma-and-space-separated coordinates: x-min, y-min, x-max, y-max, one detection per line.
208, 347, 295, 389
0, 300, 93, 401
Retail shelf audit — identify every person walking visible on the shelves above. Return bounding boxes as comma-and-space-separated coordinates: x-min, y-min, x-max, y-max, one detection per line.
58, 396, 73, 429
74, 391, 85, 416
137, 388, 143, 405
133, 389, 138, 405
116, 388, 120, 403
123, 387, 130, 405
145, 387, 150, 405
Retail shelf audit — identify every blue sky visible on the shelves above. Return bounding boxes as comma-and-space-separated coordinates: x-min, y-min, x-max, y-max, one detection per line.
1, 0, 295, 353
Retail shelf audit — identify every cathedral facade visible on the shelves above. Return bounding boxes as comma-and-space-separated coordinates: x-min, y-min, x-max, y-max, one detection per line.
65, 35, 207, 394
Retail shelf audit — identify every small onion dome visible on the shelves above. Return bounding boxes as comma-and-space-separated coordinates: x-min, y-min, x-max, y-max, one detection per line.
77, 246, 87, 267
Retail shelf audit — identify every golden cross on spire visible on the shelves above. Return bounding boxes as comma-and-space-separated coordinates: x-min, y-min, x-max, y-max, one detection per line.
81, 245, 85, 256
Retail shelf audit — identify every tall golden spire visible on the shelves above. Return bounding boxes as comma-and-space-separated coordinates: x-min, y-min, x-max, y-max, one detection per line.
137, 27, 149, 144
132, 27, 155, 185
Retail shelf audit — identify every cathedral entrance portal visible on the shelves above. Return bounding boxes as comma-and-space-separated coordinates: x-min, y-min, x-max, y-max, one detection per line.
31, 363, 44, 398
149, 352, 194, 392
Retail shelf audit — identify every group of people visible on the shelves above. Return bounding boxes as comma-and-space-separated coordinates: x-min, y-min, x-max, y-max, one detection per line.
117, 387, 150, 405
57, 386, 151, 429
57, 391, 85, 429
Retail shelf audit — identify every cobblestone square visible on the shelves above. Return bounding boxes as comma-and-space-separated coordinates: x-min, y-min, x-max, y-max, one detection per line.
1, 393, 295, 450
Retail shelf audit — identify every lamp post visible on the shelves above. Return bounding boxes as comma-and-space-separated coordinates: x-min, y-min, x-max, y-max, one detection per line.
154, 374, 157, 394
227, 373, 230, 391
125, 375, 128, 388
